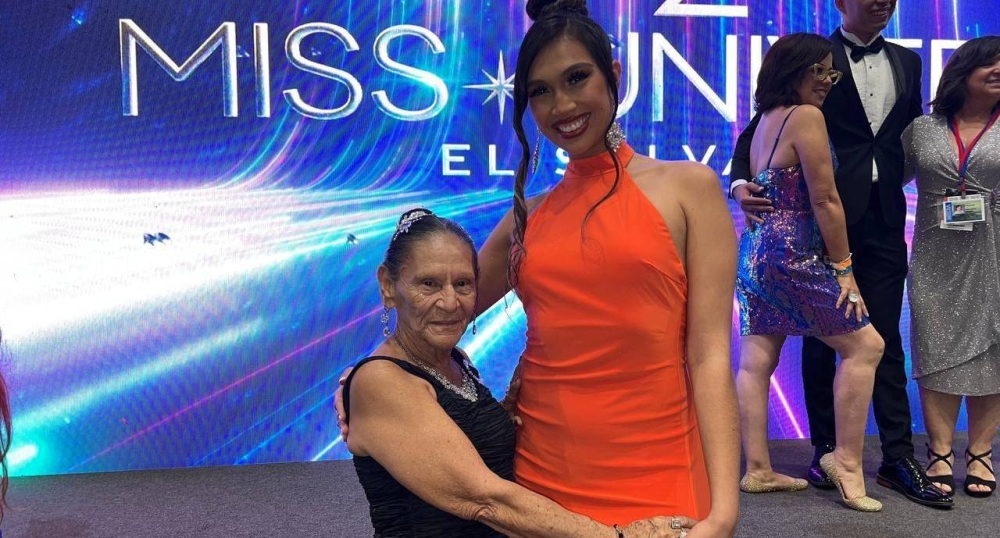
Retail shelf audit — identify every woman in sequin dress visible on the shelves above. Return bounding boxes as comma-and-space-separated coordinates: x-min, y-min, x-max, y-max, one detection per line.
734, 34, 886, 512
902, 37, 1000, 498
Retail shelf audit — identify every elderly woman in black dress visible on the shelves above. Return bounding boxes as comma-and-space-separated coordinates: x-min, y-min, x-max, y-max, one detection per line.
342, 208, 689, 537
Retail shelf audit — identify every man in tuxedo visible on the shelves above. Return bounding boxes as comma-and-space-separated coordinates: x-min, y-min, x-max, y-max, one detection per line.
729, 0, 952, 508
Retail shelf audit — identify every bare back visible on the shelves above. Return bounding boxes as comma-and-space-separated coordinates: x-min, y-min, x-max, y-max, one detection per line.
750, 106, 802, 176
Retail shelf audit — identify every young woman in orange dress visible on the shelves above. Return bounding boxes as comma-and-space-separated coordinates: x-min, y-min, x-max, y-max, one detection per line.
475, 1, 741, 536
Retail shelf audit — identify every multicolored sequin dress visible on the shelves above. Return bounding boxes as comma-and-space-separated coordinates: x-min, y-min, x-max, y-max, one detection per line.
737, 107, 869, 336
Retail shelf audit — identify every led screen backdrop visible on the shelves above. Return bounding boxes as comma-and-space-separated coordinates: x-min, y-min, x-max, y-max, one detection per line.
1, 1, 997, 477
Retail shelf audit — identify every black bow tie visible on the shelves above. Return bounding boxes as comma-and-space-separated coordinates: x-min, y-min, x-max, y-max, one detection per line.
847, 36, 885, 62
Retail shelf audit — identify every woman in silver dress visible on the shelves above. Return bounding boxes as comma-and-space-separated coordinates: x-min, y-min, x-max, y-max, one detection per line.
901, 36, 1000, 498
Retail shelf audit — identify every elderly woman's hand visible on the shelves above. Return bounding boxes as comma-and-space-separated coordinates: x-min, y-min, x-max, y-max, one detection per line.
499, 358, 523, 427
334, 367, 354, 439
622, 515, 698, 538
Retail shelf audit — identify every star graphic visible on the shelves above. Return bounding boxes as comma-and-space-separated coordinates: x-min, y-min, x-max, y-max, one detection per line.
464, 52, 515, 124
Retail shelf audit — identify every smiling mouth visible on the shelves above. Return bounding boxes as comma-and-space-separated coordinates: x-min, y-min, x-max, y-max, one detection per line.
554, 113, 590, 137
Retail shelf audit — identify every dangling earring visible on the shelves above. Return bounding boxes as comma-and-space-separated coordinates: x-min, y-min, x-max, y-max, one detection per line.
381, 306, 391, 338
605, 121, 626, 151
531, 129, 542, 174
472, 316, 478, 335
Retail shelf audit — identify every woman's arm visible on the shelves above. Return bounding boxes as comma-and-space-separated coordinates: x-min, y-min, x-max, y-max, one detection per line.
793, 105, 867, 319
677, 164, 741, 538
476, 207, 516, 316
791, 105, 850, 263
900, 122, 917, 186
476, 194, 549, 315
347, 361, 678, 538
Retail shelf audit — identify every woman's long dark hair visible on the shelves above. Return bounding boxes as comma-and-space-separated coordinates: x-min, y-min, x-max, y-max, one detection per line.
0, 329, 12, 522
929, 36, 1000, 118
754, 33, 833, 112
509, 0, 621, 288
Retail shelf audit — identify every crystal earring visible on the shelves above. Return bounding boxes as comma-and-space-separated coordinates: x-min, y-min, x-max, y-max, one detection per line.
531, 129, 542, 174
606, 121, 626, 151
381, 306, 391, 338
472, 316, 478, 335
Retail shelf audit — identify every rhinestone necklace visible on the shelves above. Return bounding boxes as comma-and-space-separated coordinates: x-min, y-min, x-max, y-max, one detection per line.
393, 336, 478, 402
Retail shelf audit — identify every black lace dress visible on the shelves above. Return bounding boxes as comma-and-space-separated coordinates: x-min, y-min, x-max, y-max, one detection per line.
344, 351, 517, 537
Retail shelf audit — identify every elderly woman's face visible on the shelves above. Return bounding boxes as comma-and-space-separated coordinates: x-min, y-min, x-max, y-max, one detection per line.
385, 233, 477, 351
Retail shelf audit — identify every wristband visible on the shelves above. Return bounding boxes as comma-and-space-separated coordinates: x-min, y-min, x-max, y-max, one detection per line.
833, 264, 853, 277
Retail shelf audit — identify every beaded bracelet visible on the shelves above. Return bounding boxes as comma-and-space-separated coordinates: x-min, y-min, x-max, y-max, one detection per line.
833, 264, 853, 277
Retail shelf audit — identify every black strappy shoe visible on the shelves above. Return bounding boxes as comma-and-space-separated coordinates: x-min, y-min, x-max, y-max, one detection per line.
964, 448, 996, 498
925, 443, 956, 494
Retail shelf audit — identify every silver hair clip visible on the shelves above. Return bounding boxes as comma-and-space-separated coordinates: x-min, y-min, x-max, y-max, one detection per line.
392, 209, 433, 241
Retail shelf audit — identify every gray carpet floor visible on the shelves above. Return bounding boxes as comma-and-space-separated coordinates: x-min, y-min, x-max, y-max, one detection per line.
1, 433, 996, 537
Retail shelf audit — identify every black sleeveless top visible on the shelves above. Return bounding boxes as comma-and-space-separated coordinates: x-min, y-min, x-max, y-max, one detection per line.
343, 350, 516, 538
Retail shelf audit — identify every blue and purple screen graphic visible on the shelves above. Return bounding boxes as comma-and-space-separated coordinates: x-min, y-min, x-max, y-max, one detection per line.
1, 1, 996, 477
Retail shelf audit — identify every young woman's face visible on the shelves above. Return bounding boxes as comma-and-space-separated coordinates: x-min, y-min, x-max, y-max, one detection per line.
525, 37, 620, 160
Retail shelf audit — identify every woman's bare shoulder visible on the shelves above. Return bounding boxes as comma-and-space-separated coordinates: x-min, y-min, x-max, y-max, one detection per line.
631, 154, 720, 193
787, 104, 826, 128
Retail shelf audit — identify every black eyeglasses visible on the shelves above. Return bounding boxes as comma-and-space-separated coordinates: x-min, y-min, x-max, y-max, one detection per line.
808, 64, 843, 85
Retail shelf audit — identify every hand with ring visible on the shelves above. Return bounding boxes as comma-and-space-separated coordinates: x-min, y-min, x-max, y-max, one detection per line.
334, 367, 354, 439
834, 272, 868, 322
621, 515, 697, 537
500, 358, 524, 427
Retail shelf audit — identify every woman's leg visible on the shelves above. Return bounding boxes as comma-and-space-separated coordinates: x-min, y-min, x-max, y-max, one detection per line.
918, 386, 962, 493
737, 334, 803, 487
965, 394, 1000, 494
817, 325, 884, 499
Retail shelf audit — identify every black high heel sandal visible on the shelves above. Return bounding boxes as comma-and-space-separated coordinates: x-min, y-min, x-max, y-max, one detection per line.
964, 448, 996, 498
925, 443, 956, 494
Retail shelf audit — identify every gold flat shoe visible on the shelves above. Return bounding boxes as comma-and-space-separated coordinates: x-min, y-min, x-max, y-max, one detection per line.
819, 453, 883, 512
740, 474, 808, 493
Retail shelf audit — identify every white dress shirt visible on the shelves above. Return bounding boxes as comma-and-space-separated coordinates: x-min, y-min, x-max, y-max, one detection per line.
840, 28, 898, 183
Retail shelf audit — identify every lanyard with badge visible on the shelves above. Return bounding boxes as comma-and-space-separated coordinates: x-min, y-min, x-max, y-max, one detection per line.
940, 109, 1000, 231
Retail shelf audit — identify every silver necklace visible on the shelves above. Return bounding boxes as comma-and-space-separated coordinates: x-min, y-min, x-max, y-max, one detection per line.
393, 336, 478, 402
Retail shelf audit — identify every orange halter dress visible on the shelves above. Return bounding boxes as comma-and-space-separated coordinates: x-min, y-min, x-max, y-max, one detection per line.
513, 143, 710, 524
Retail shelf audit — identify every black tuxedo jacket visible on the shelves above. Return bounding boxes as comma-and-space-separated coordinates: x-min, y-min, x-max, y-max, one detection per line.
731, 30, 923, 228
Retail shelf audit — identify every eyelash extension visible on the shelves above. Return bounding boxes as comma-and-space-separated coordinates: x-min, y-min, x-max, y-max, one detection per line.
528, 86, 547, 98
527, 69, 592, 98
568, 69, 590, 84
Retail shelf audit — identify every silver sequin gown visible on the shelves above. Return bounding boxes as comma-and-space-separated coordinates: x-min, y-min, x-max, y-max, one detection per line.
902, 114, 1000, 396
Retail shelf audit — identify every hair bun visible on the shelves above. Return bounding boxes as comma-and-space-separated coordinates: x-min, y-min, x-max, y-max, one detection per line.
526, 0, 589, 21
